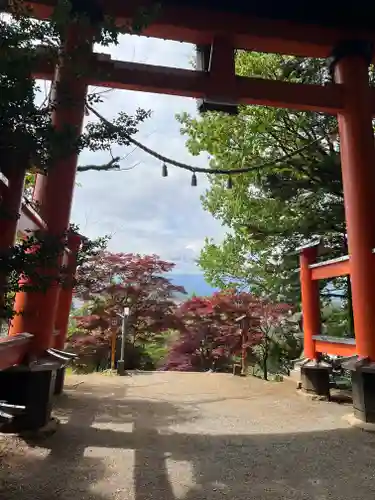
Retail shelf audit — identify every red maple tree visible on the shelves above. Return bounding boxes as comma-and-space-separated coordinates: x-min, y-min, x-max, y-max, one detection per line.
163, 290, 293, 374
69, 252, 186, 356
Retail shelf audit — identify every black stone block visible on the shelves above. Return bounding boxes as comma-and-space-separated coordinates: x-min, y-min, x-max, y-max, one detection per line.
197, 99, 238, 115
0, 364, 57, 432
301, 363, 330, 398
54, 367, 66, 396
351, 365, 375, 423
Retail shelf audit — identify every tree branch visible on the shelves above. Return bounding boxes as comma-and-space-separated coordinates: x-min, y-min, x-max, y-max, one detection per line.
77, 157, 120, 172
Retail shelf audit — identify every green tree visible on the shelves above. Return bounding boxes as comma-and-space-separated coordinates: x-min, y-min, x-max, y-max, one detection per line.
321, 303, 351, 339
177, 52, 348, 305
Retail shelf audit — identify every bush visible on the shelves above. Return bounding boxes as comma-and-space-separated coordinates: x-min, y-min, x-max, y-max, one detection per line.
67, 334, 110, 373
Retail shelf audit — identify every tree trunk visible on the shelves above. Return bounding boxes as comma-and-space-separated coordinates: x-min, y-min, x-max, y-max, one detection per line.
263, 355, 268, 381
200, 347, 205, 371
262, 340, 269, 381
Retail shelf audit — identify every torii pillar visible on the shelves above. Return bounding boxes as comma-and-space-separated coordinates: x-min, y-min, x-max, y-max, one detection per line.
9, 20, 92, 355
298, 243, 331, 398
53, 230, 81, 395
5, 19, 92, 431
332, 40, 375, 423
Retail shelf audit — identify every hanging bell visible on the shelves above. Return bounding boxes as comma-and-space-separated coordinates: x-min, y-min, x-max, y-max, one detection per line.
191, 172, 197, 186
162, 163, 168, 177
227, 176, 233, 189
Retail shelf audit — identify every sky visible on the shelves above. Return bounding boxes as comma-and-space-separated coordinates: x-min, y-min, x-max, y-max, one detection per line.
41, 34, 227, 274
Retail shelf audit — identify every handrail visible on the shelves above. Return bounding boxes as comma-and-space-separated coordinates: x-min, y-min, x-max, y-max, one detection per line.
297, 242, 367, 359
309, 254, 350, 269
0, 333, 33, 371
49, 348, 77, 359
308, 247, 375, 269
17, 197, 47, 235
294, 239, 322, 254
310, 258, 350, 280
312, 335, 356, 345
0, 171, 9, 188
312, 335, 356, 357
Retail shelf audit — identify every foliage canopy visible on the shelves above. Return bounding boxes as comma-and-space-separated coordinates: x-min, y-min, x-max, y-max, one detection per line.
177, 52, 349, 305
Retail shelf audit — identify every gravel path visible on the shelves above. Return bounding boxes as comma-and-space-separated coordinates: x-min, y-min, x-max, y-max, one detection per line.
1, 371, 375, 499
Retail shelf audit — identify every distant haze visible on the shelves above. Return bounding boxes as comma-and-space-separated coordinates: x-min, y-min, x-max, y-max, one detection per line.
170, 274, 219, 297
72, 273, 218, 310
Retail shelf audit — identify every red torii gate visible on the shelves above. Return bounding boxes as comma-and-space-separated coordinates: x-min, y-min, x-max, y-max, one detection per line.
2, 0, 375, 428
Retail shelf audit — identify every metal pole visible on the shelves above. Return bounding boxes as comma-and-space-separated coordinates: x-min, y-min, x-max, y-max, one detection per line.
110, 328, 116, 370
121, 309, 126, 361
117, 307, 127, 376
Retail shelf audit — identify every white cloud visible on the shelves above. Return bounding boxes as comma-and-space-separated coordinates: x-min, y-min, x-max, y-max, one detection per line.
68, 35, 226, 273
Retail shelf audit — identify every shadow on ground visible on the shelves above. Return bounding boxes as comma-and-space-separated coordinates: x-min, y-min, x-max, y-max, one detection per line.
1, 377, 375, 500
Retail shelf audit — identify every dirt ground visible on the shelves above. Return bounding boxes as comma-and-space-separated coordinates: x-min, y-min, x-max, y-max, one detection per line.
1, 371, 375, 499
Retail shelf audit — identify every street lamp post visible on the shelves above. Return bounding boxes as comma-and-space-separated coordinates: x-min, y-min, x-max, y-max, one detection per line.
114, 288, 157, 376
117, 305, 130, 376
110, 317, 118, 370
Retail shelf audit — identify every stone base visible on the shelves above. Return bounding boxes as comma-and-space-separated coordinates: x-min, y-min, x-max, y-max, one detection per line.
343, 413, 375, 432
297, 389, 329, 402
232, 364, 242, 376
0, 364, 57, 433
54, 367, 66, 396
300, 361, 330, 399
117, 360, 127, 376
350, 363, 375, 423
19, 417, 60, 440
